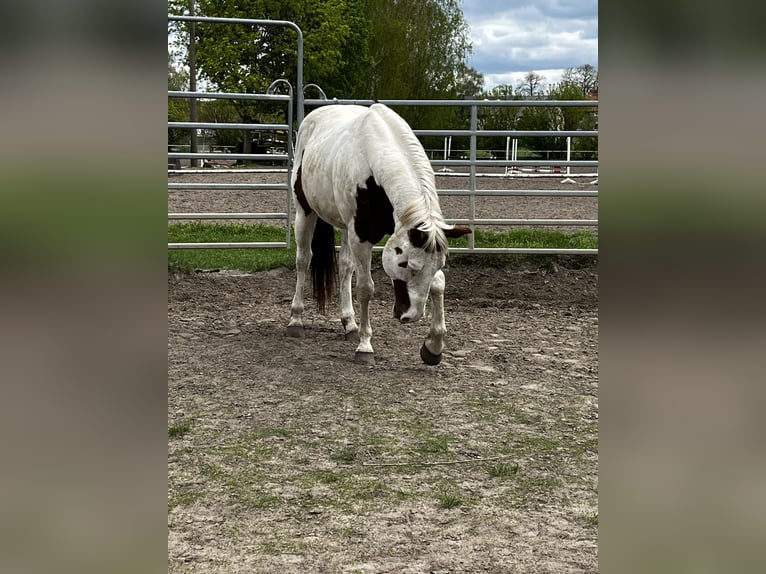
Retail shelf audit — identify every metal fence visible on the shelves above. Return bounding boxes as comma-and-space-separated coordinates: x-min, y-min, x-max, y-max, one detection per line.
168, 15, 300, 249
168, 16, 598, 255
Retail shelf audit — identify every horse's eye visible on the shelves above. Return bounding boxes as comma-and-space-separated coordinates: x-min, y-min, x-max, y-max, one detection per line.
398, 261, 408, 268
394, 247, 403, 255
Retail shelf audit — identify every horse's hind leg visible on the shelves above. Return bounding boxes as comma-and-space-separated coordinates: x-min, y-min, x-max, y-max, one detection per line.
338, 230, 359, 342
287, 209, 317, 337
420, 269, 446, 365
350, 242, 375, 364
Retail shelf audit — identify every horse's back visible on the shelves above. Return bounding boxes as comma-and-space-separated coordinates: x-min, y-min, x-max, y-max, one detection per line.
294, 105, 384, 227
294, 104, 432, 231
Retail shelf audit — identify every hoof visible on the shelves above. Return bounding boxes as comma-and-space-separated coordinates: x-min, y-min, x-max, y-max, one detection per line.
354, 351, 375, 366
420, 343, 442, 366
345, 329, 360, 343
286, 325, 305, 338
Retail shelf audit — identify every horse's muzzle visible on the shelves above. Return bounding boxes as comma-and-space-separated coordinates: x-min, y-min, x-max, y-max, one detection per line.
392, 279, 410, 320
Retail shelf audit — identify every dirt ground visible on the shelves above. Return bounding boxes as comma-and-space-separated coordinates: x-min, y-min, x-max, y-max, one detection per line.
168, 170, 598, 573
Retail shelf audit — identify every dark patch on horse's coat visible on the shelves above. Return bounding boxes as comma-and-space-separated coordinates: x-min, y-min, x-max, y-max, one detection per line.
354, 176, 394, 244
408, 227, 429, 249
392, 279, 410, 319
293, 165, 313, 215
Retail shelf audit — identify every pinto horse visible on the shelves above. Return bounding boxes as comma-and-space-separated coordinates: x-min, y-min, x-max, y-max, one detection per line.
286, 103, 471, 365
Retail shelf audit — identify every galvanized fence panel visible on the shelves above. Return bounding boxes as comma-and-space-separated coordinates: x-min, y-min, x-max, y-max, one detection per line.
168, 15, 302, 250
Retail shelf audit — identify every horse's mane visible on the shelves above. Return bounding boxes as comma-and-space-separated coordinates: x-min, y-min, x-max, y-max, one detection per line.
368, 104, 451, 252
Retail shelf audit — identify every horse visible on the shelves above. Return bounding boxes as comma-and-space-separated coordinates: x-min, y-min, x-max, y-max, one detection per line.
286, 103, 471, 365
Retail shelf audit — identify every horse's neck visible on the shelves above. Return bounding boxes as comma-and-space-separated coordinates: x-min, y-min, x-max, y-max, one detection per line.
372, 152, 437, 215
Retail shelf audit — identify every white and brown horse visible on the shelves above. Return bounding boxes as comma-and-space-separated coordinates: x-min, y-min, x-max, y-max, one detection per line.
286, 103, 471, 365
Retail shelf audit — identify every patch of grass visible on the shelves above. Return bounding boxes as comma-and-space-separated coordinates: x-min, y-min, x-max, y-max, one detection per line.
237, 491, 281, 510
168, 222, 597, 272
464, 398, 522, 421
517, 435, 561, 454
168, 488, 204, 509
200, 462, 226, 480
448, 228, 598, 251
412, 434, 451, 456
331, 445, 358, 464
435, 484, 464, 509
487, 462, 520, 478
350, 477, 388, 502
298, 470, 342, 486
258, 537, 308, 555
244, 427, 300, 440
168, 222, 295, 272
219, 442, 274, 462
168, 419, 193, 439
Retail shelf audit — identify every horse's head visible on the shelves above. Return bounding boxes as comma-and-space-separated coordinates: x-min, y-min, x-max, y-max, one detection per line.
382, 225, 472, 323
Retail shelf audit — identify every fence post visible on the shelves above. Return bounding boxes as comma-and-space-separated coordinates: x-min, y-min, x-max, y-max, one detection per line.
468, 105, 477, 250
560, 136, 576, 184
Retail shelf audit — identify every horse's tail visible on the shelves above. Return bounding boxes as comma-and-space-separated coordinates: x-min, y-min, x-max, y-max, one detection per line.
310, 218, 337, 314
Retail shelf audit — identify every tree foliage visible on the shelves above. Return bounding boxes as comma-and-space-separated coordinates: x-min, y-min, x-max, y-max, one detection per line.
516, 71, 547, 97
168, 54, 190, 146
167, 2, 596, 158
359, 0, 471, 99
561, 64, 599, 96
168, 0, 473, 128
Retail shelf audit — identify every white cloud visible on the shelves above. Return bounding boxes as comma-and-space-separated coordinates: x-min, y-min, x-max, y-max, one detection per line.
461, 0, 598, 91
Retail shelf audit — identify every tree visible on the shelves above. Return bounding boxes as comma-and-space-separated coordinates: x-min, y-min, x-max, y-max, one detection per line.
357, 0, 472, 134
454, 65, 485, 99
548, 81, 589, 131
176, 0, 372, 123
477, 84, 521, 153
516, 71, 546, 98
562, 64, 599, 97
516, 105, 559, 158
360, 0, 471, 98
168, 55, 190, 147
550, 79, 598, 160
168, 0, 474, 147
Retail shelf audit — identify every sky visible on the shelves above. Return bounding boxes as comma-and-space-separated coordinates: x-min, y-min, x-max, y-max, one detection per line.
460, 0, 598, 92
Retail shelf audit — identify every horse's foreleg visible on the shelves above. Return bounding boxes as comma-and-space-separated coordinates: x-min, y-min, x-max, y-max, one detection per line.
338, 230, 359, 342
287, 211, 316, 337
351, 244, 375, 365
420, 269, 446, 365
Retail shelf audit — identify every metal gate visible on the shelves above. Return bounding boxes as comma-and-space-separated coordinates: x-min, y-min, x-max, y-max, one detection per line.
167, 15, 302, 250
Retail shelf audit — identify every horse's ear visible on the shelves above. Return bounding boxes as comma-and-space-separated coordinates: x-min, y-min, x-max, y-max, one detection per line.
445, 226, 472, 238
408, 227, 429, 248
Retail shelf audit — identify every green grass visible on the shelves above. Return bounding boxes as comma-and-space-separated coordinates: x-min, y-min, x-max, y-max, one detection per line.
168, 488, 204, 510
487, 462, 520, 478
331, 445, 358, 465
168, 223, 294, 272
168, 222, 597, 272
435, 484, 464, 509
458, 228, 597, 250
168, 419, 193, 438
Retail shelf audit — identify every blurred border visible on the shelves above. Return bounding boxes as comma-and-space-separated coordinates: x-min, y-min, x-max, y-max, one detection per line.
601, 1, 766, 572
0, 2, 167, 573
